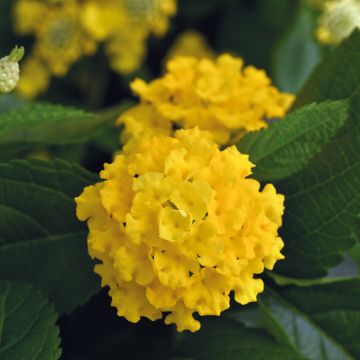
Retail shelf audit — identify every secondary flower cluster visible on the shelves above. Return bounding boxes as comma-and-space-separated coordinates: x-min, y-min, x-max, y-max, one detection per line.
76, 128, 285, 331
313, 0, 360, 45
13, 0, 176, 98
118, 54, 294, 145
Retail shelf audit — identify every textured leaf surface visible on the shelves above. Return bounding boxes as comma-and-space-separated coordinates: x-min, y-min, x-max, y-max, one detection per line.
237, 100, 348, 181
0, 280, 61, 360
175, 318, 302, 360
0, 103, 107, 148
261, 279, 360, 359
0, 159, 100, 314
260, 286, 355, 360
275, 91, 360, 278
273, 3, 321, 93
294, 30, 360, 108
282, 278, 360, 358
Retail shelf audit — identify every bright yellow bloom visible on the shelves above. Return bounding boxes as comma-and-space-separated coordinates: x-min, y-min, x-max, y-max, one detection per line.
166, 31, 215, 63
316, 0, 360, 45
119, 54, 294, 145
76, 128, 285, 332
16, 57, 50, 99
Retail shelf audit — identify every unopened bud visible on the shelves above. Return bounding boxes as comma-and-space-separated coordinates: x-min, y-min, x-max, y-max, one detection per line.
0, 46, 24, 94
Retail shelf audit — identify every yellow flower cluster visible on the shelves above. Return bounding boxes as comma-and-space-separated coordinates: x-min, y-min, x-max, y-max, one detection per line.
13, 0, 176, 98
119, 54, 294, 145
316, 0, 360, 45
76, 127, 285, 332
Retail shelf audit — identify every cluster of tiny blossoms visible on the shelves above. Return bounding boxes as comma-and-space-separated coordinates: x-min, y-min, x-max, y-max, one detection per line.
76, 128, 285, 331
13, 0, 176, 98
118, 54, 294, 145
311, 0, 360, 45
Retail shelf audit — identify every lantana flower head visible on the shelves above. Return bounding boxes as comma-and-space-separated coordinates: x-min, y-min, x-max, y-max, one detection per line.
76, 128, 285, 332
118, 54, 294, 145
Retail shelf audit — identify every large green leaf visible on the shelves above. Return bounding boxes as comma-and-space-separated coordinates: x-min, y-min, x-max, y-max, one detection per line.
237, 100, 348, 181
273, 3, 321, 93
0, 159, 100, 314
260, 279, 360, 359
294, 30, 360, 108
174, 318, 302, 360
275, 90, 360, 278
0, 280, 61, 360
0, 103, 111, 149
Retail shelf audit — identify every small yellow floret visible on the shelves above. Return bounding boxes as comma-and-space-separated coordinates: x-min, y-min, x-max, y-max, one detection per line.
75, 128, 285, 332
118, 54, 294, 145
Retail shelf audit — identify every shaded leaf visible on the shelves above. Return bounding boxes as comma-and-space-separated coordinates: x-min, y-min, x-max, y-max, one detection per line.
0, 280, 61, 360
0, 159, 100, 314
260, 289, 353, 360
175, 318, 302, 360
260, 279, 360, 359
294, 30, 360, 108
273, 3, 321, 93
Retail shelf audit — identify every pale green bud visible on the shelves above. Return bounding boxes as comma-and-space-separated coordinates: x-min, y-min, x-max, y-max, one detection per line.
0, 46, 25, 94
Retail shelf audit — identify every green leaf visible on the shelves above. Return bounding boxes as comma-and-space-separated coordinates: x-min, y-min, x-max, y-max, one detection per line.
0, 159, 100, 314
237, 100, 348, 181
273, 3, 321, 93
175, 318, 302, 360
349, 244, 360, 273
0, 103, 113, 149
275, 90, 360, 278
260, 279, 360, 359
0, 280, 61, 360
294, 29, 360, 108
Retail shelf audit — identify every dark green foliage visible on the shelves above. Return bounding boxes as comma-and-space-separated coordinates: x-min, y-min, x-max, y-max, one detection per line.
0, 280, 61, 360
0, 159, 100, 314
